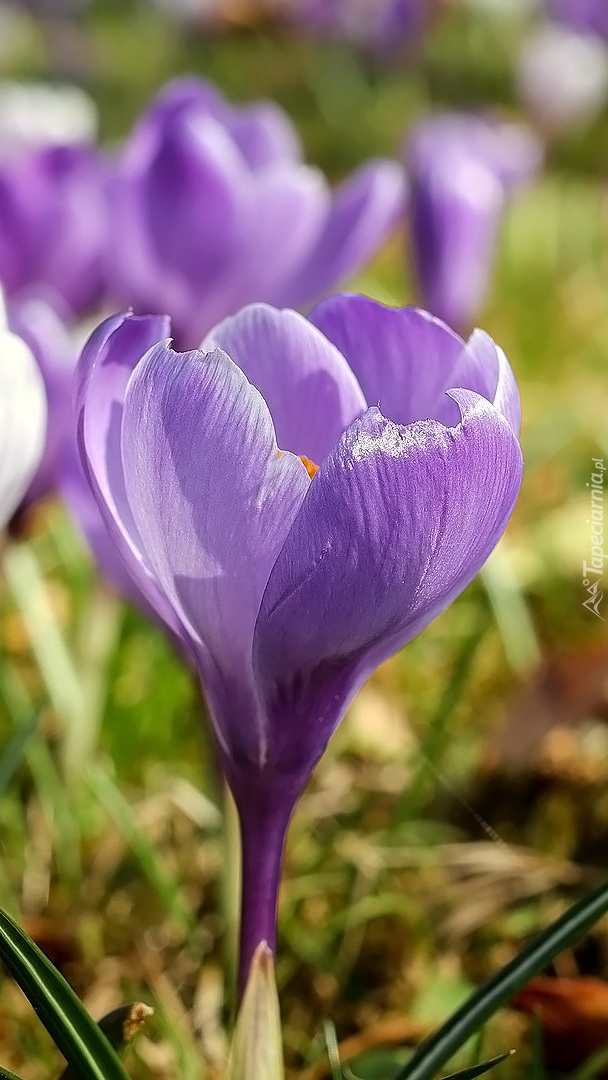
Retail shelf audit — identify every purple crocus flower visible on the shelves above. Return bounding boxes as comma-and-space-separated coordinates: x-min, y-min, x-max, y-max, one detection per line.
108, 77, 405, 347
405, 113, 542, 335
0, 117, 108, 317
75, 295, 522, 990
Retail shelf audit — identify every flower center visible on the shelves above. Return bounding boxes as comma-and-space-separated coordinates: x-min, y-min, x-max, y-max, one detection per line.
299, 455, 319, 479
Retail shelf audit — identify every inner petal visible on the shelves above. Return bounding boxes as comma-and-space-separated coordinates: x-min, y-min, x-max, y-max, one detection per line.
203, 303, 367, 464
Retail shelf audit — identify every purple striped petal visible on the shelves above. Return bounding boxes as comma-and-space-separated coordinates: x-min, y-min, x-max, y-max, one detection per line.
120, 342, 310, 764
203, 303, 366, 462
74, 313, 188, 646
253, 395, 522, 776
310, 294, 465, 427
311, 294, 520, 433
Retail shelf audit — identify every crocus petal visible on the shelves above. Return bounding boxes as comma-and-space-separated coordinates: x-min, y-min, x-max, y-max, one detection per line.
277, 158, 406, 307
405, 114, 542, 333
203, 303, 366, 462
410, 151, 504, 333
182, 166, 330, 345
75, 312, 187, 645
59, 440, 155, 610
310, 294, 467, 427
0, 295, 46, 528
454, 328, 521, 436
253, 395, 522, 776
141, 113, 245, 288
226, 101, 303, 169
120, 343, 310, 763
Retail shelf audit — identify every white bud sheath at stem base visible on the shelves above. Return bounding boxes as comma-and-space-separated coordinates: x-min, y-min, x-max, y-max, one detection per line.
227, 941, 284, 1080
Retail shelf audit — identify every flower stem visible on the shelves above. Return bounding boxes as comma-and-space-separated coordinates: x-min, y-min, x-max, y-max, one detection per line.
235, 787, 293, 1001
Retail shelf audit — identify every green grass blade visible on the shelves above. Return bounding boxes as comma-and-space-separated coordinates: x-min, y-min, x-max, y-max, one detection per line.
86, 763, 194, 937
0, 712, 38, 798
394, 876, 608, 1080
442, 1050, 514, 1080
0, 908, 130, 1080
0, 1068, 26, 1080
2, 543, 88, 780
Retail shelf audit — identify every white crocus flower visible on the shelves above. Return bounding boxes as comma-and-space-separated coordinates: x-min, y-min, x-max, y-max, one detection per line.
0, 287, 47, 529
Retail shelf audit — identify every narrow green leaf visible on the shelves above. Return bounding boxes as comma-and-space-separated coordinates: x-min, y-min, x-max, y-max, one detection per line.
394, 876, 608, 1080
59, 1003, 154, 1080
0, 908, 130, 1080
442, 1050, 515, 1080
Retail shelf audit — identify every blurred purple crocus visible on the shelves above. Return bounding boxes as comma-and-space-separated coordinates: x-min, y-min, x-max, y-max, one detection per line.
0, 86, 108, 317
547, 0, 608, 41
108, 77, 405, 347
405, 113, 542, 335
76, 295, 522, 989
285, 0, 430, 52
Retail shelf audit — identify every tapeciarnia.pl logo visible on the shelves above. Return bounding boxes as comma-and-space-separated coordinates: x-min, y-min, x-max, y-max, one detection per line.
582, 457, 605, 619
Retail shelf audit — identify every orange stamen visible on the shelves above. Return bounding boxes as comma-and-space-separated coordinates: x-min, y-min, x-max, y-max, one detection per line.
299, 455, 319, 479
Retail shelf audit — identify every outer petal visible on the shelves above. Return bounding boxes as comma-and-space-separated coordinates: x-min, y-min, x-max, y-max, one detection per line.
310, 294, 466, 427
203, 303, 366, 462
0, 294, 46, 528
59, 440, 156, 612
277, 158, 406, 307
253, 395, 522, 776
74, 312, 186, 644
120, 343, 310, 763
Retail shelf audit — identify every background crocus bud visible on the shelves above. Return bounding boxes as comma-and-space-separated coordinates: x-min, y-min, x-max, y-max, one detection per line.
405, 112, 542, 334
0, 83, 108, 317
0, 287, 47, 530
517, 22, 608, 134
108, 76, 405, 347
227, 943, 284, 1080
